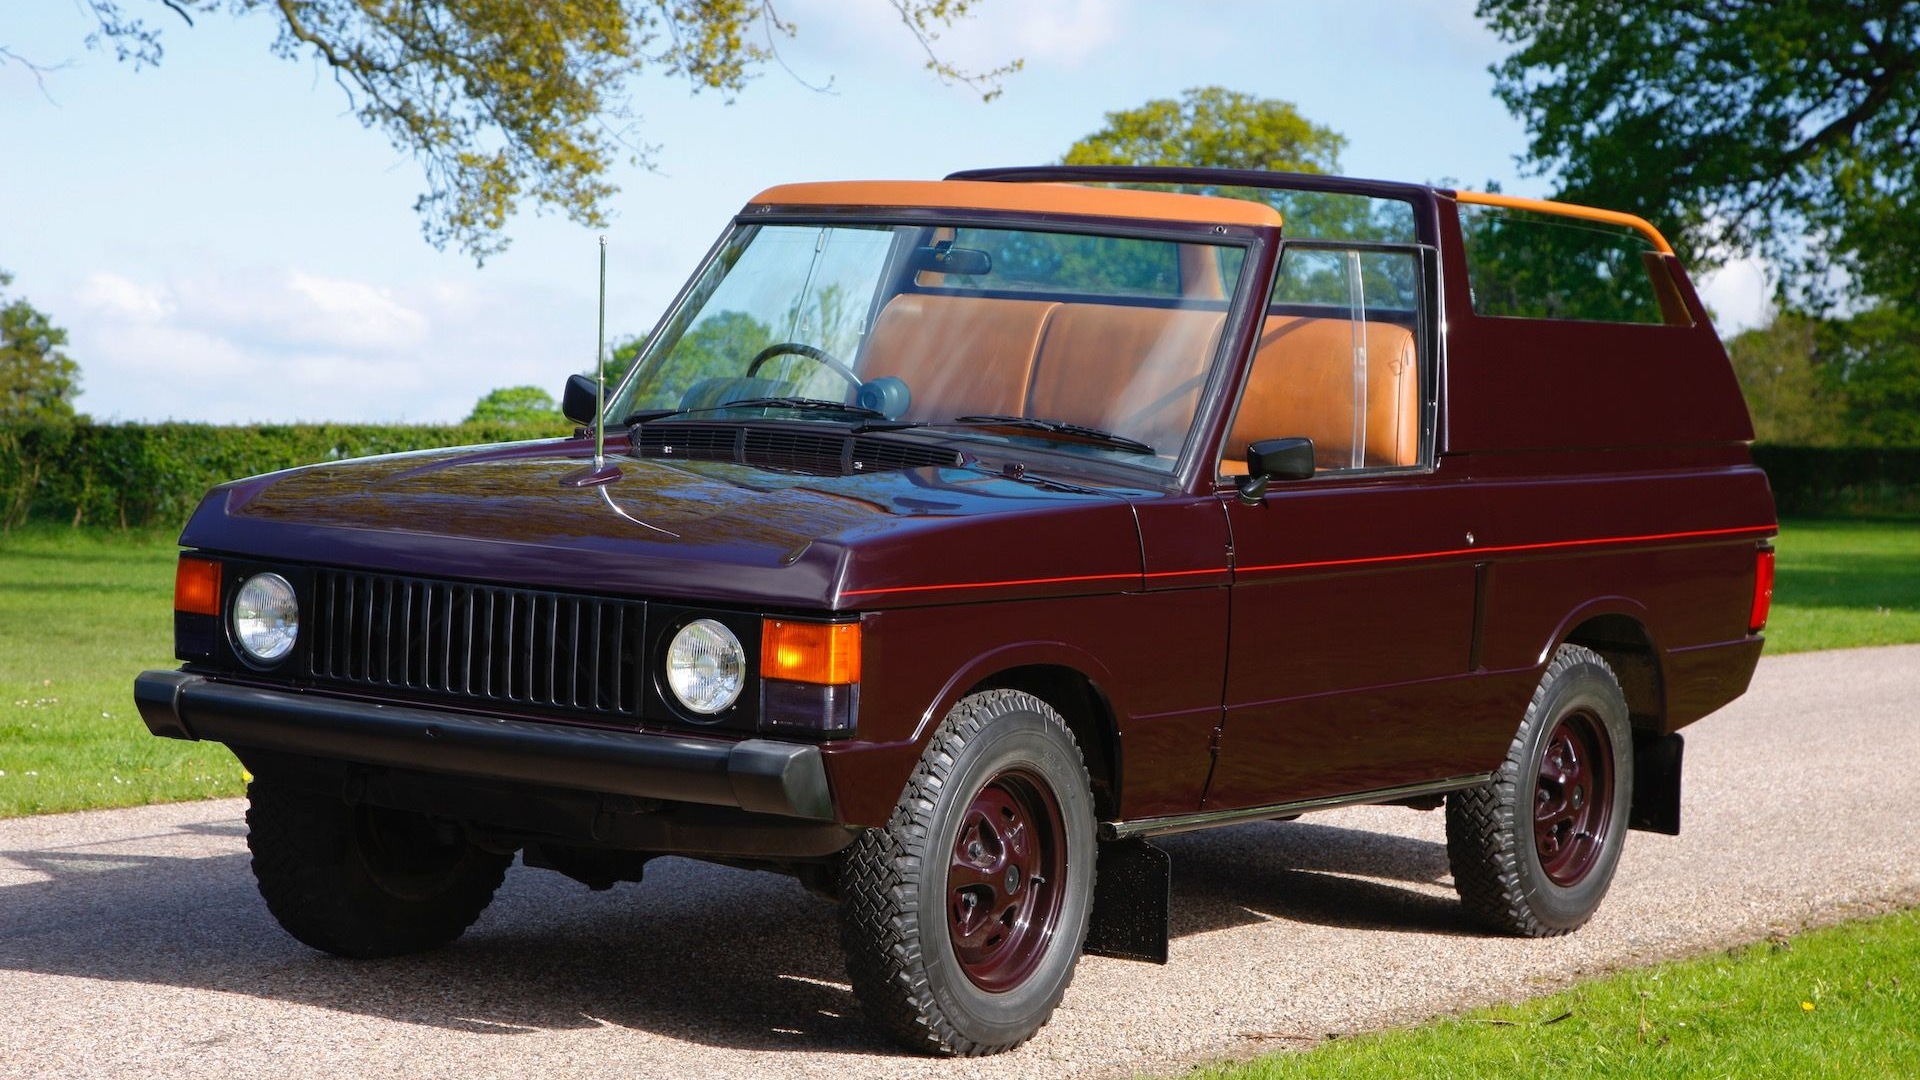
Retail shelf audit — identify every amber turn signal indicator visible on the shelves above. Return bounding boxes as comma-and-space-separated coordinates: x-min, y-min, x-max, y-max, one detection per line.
1749, 547, 1775, 633
761, 619, 861, 685
175, 556, 221, 616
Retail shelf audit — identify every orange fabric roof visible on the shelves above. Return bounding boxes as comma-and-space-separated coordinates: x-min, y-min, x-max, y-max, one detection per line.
749, 180, 1284, 228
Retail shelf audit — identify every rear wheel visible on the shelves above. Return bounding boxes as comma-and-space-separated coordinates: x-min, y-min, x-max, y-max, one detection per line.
840, 690, 1095, 1055
247, 777, 512, 958
1446, 643, 1633, 936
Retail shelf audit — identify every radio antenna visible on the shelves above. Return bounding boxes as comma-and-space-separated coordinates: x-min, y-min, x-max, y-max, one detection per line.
564, 234, 621, 487
594, 234, 608, 471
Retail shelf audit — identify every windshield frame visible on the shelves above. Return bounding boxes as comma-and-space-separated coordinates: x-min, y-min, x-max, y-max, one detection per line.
608, 205, 1279, 490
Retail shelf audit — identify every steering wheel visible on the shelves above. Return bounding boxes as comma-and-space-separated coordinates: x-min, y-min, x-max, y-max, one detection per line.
745, 342, 863, 394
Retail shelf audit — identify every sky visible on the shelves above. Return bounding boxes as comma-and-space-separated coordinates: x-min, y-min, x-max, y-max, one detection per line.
1, 0, 1774, 425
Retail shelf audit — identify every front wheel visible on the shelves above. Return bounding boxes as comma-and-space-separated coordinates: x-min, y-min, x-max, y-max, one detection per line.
840, 690, 1096, 1055
247, 777, 512, 958
1446, 643, 1634, 937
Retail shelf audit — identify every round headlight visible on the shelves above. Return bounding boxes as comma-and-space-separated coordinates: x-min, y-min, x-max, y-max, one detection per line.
232, 572, 299, 663
665, 618, 745, 716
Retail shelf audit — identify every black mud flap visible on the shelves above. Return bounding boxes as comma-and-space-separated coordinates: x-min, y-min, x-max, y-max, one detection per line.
1084, 837, 1170, 964
1630, 731, 1683, 835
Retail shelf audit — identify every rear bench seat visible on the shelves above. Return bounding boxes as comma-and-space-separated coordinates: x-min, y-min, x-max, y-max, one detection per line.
858, 293, 1222, 457
1027, 304, 1225, 456
1221, 316, 1419, 472
857, 293, 1416, 470
858, 295, 1058, 419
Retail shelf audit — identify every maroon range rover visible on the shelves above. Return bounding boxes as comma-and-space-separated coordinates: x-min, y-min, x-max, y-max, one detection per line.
135, 167, 1777, 1055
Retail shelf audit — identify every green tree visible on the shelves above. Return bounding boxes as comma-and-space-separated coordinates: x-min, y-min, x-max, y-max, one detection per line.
606, 333, 648, 386
1726, 307, 1920, 446
1726, 314, 1847, 445
1, 269, 81, 421
465, 384, 558, 424
1478, 1, 1920, 309
1822, 305, 1920, 445
1062, 86, 1345, 173
626, 309, 774, 408
26, 1, 1015, 263
1058, 87, 1397, 244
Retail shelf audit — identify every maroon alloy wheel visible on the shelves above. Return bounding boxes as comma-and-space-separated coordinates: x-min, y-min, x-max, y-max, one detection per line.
1533, 709, 1616, 887
947, 767, 1069, 993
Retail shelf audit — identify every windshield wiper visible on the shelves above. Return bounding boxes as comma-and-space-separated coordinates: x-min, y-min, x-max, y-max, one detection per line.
623, 397, 889, 425
943, 415, 1156, 456
722, 396, 890, 418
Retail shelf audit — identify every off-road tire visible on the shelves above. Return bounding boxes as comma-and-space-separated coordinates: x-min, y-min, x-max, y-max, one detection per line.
1447, 643, 1634, 937
840, 690, 1096, 1056
247, 778, 512, 958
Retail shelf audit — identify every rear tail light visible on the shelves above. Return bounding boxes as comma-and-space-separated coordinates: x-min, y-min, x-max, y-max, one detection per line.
1749, 545, 1775, 633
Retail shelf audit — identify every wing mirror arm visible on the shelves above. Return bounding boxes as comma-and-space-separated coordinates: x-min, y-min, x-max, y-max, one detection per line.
1234, 437, 1315, 505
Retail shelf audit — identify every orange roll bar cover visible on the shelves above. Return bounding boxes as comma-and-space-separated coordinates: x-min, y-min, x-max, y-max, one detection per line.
1455, 190, 1674, 254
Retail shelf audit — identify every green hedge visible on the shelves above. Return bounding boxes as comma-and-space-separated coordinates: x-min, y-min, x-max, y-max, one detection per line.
1752, 445, 1920, 517
0, 420, 571, 532
2, 425, 1912, 532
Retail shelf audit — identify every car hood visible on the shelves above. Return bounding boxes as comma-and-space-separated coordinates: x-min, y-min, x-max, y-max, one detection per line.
180, 436, 1152, 610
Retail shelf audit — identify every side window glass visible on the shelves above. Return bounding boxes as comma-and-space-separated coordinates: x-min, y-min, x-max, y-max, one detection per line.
1222, 245, 1425, 476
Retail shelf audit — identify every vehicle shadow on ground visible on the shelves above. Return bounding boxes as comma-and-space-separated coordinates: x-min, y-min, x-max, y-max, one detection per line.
0, 814, 1467, 1053
1162, 818, 1477, 938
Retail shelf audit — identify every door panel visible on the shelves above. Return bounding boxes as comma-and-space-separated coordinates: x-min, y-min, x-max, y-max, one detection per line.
1208, 483, 1480, 808
1204, 239, 1483, 810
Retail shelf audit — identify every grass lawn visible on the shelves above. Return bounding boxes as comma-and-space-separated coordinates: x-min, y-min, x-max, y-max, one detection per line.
1765, 516, 1920, 653
0, 526, 241, 816
1182, 908, 1920, 1080
2, 515, 1915, 817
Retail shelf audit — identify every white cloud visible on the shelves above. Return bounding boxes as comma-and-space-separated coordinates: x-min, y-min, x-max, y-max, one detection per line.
1696, 256, 1775, 337
75, 272, 172, 320
284, 272, 430, 351
65, 267, 585, 424
957, 0, 1122, 69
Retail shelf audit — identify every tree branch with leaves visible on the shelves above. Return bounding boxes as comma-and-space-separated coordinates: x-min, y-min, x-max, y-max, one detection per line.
1479, 0, 1920, 309
37, 0, 1015, 263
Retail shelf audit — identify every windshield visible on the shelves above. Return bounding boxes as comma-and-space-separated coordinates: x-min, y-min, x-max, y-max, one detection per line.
611, 221, 1251, 472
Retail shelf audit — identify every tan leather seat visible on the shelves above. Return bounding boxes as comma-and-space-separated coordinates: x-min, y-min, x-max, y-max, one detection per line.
1028, 304, 1226, 457
1222, 315, 1419, 473
858, 295, 1058, 420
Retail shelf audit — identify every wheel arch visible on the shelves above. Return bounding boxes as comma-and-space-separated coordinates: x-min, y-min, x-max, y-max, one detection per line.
907, 643, 1126, 823
1552, 607, 1686, 837
1544, 599, 1668, 733
967, 664, 1122, 822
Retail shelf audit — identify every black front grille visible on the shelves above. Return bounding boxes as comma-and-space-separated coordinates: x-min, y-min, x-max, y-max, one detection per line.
634, 422, 961, 474
308, 570, 645, 718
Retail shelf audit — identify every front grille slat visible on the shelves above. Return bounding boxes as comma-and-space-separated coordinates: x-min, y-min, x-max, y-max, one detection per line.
308, 570, 644, 723
588, 600, 603, 712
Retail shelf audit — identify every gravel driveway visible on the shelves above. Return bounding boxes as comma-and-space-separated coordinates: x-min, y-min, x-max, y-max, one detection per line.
3, 645, 1916, 1080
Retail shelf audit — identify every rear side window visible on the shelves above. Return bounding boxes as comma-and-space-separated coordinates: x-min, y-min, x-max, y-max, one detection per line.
1460, 204, 1689, 326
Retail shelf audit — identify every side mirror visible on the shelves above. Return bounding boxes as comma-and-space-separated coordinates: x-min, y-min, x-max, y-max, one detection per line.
1235, 437, 1315, 504
562, 373, 599, 427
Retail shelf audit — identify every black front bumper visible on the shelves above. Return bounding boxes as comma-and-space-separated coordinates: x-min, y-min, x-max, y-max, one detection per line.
133, 669, 835, 821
